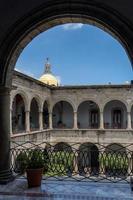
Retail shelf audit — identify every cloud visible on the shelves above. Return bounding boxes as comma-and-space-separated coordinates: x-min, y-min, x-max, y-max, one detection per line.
62, 23, 83, 30
15, 67, 35, 78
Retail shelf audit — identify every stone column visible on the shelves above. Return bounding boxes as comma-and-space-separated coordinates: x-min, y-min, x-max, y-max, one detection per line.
25, 110, 30, 132
127, 112, 132, 129
73, 111, 78, 129
100, 112, 104, 129
49, 112, 52, 129
10, 109, 12, 135
0, 87, 13, 183
39, 111, 43, 131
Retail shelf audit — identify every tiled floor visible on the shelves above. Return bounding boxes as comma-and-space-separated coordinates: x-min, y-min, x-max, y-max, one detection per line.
0, 178, 133, 199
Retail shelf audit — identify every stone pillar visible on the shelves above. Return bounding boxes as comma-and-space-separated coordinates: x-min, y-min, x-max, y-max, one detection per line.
73, 111, 78, 129
25, 110, 30, 132
0, 87, 13, 183
73, 151, 78, 174
127, 112, 132, 129
10, 109, 12, 135
39, 111, 43, 131
128, 154, 132, 175
49, 112, 52, 129
100, 112, 104, 129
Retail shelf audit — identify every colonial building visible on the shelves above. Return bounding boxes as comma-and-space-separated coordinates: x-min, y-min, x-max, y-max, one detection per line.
10, 60, 133, 153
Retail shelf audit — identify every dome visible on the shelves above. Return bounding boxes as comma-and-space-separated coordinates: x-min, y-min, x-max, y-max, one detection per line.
39, 73, 58, 86
39, 58, 59, 86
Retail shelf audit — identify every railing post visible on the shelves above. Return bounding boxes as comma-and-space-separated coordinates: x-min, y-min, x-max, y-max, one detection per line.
73, 150, 78, 174
128, 154, 132, 176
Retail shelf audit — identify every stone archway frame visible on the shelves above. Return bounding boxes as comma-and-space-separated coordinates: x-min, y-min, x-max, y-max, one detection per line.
29, 95, 42, 112
52, 99, 75, 128
77, 99, 100, 129
10, 89, 29, 111
1, 1, 133, 87
102, 99, 128, 129
78, 142, 99, 175
51, 98, 76, 113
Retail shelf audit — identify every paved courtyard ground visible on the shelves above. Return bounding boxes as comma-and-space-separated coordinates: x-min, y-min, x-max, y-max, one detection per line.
0, 178, 133, 199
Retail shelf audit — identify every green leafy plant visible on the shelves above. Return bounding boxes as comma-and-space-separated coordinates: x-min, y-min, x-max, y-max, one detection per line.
27, 149, 45, 169
15, 151, 28, 173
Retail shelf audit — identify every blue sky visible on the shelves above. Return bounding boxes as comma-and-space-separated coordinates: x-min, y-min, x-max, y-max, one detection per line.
16, 23, 133, 85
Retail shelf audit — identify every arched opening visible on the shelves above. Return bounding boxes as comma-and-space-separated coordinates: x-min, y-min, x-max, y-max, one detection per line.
104, 143, 128, 176
30, 98, 39, 131
43, 101, 49, 129
131, 105, 133, 129
0, 1, 133, 183
77, 101, 100, 129
78, 143, 99, 175
52, 101, 74, 129
52, 142, 73, 176
4, 8, 133, 87
54, 142, 72, 153
103, 100, 127, 129
12, 94, 25, 134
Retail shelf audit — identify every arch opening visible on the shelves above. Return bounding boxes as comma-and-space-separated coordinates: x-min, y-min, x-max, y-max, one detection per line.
52, 101, 74, 129
104, 143, 128, 176
30, 98, 39, 131
78, 143, 99, 175
43, 101, 49, 129
77, 101, 100, 129
1, 5, 132, 87
12, 94, 25, 134
103, 100, 127, 129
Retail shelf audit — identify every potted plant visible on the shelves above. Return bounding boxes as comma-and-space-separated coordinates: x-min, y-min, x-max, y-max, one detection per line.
26, 149, 46, 188
15, 151, 28, 174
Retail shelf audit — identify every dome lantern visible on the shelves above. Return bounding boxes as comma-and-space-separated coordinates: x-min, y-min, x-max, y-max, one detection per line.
39, 58, 59, 86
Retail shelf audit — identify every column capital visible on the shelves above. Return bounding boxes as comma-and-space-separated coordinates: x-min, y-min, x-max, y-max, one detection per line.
0, 86, 11, 95
25, 110, 30, 112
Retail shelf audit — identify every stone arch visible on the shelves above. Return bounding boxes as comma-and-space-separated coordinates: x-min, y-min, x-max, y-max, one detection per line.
77, 100, 100, 129
78, 143, 99, 175
103, 100, 127, 129
104, 143, 128, 176
53, 142, 74, 175
11, 90, 29, 111
102, 98, 128, 112
29, 95, 42, 112
1, 1, 133, 87
54, 142, 72, 153
51, 98, 76, 112
30, 97, 39, 131
12, 94, 26, 133
52, 100, 74, 129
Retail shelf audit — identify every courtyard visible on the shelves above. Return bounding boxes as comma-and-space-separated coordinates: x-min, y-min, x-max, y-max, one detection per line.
0, 178, 133, 200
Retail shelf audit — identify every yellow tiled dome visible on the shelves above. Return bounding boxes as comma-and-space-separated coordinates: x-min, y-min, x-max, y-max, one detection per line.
39, 58, 59, 86
39, 73, 58, 86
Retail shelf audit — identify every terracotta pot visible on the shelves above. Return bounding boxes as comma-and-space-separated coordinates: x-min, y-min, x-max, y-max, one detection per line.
26, 168, 43, 188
